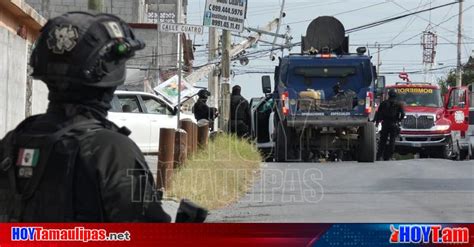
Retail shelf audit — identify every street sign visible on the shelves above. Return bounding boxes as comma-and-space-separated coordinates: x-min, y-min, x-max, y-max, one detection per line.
159, 23, 204, 35
203, 0, 248, 33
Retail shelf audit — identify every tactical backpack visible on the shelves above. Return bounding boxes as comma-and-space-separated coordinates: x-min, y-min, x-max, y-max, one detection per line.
0, 116, 104, 222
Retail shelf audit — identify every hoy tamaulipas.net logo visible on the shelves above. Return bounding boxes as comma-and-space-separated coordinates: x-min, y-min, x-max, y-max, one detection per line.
390, 225, 469, 244
11, 226, 131, 242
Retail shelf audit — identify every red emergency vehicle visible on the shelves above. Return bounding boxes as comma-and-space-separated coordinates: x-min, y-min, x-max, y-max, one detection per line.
385, 82, 473, 160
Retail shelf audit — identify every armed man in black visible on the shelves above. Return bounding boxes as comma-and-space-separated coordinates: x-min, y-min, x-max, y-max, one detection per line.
375, 89, 405, 161
193, 89, 218, 131
230, 85, 251, 138
0, 12, 171, 222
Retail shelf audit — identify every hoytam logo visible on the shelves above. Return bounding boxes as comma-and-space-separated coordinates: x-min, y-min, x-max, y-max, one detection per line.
390, 225, 469, 244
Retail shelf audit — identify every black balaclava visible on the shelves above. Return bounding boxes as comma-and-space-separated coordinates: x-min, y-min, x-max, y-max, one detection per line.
47, 80, 116, 121
232, 85, 241, 96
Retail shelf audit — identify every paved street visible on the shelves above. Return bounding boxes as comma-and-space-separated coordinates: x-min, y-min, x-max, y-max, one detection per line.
208, 159, 474, 223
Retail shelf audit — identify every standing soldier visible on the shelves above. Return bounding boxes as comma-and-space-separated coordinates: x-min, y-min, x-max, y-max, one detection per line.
0, 12, 171, 222
375, 89, 406, 161
230, 85, 251, 138
193, 89, 218, 131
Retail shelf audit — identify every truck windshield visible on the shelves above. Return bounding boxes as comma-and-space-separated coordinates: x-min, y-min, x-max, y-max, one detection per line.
395, 88, 443, 107
294, 67, 356, 78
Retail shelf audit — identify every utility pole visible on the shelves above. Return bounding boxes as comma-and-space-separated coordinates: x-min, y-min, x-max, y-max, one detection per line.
219, 30, 232, 132
155, 0, 161, 87
88, 0, 103, 12
176, 0, 183, 126
185, 18, 280, 85
270, 0, 286, 60
208, 27, 219, 130
376, 43, 381, 77
456, 0, 464, 87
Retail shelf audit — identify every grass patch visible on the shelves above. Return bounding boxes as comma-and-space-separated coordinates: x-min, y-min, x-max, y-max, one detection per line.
167, 134, 262, 210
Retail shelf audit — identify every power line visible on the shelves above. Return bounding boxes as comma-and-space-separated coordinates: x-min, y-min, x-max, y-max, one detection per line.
285, 2, 389, 25
376, 4, 474, 54
390, 0, 474, 41
346, 1, 459, 33
290, 1, 460, 48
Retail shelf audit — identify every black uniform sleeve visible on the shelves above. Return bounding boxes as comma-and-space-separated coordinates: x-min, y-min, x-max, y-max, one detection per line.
398, 102, 406, 122
374, 101, 386, 124
90, 130, 171, 222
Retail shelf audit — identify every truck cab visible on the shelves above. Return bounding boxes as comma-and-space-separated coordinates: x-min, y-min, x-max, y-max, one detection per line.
387, 82, 472, 159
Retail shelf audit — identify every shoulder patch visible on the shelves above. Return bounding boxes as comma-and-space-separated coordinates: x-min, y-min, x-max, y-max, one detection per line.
46, 24, 79, 54
103, 21, 124, 39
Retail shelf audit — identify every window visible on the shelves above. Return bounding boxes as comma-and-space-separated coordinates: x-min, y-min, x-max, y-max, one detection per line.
117, 95, 142, 113
294, 67, 357, 78
447, 89, 467, 109
141, 95, 174, 115
396, 88, 443, 107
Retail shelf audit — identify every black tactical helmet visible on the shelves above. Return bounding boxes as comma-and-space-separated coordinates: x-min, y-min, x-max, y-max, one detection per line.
198, 89, 211, 99
388, 89, 397, 98
30, 12, 145, 88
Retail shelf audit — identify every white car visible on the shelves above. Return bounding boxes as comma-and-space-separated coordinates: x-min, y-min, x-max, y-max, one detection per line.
108, 90, 195, 153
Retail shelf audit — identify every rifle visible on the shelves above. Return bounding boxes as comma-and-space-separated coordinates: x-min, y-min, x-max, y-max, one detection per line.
175, 199, 208, 223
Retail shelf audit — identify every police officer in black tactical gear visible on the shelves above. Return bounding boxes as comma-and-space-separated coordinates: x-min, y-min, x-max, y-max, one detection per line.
230, 85, 251, 138
375, 89, 406, 161
193, 89, 218, 131
0, 12, 171, 222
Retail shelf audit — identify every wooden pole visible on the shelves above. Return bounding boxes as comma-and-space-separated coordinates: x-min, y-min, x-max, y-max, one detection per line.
174, 129, 187, 168
180, 119, 197, 155
157, 128, 175, 190
197, 120, 210, 149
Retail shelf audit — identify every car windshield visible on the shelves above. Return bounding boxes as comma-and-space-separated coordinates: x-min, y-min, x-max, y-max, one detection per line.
394, 88, 443, 107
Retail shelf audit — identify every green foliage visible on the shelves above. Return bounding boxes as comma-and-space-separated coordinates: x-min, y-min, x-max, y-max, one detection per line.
438, 68, 474, 94
88, 0, 103, 11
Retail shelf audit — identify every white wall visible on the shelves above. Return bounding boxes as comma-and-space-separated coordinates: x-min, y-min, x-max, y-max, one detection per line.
31, 80, 49, 115
0, 28, 28, 137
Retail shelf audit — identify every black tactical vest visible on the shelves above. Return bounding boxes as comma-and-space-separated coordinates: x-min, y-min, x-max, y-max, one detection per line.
0, 116, 103, 222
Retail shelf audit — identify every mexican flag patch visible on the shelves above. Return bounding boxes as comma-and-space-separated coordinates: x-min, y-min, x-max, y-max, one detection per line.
16, 148, 40, 167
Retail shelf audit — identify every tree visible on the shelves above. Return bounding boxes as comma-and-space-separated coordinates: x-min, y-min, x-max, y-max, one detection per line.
438, 56, 474, 93
88, 0, 103, 12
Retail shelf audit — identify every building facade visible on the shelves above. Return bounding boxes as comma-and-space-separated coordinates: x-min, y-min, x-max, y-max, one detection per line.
25, 0, 189, 90
25, 0, 147, 23
0, 0, 48, 137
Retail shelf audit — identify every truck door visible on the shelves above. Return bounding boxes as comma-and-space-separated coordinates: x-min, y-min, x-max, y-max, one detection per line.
445, 87, 469, 133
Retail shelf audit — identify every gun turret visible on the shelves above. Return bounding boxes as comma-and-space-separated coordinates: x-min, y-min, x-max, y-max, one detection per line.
301, 16, 349, 55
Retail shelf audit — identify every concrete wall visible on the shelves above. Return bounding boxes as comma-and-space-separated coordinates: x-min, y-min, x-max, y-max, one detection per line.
31, 80, 49, 115
0, 27, 28, 137
130, 26, 177, 69
25, 0, 146, 23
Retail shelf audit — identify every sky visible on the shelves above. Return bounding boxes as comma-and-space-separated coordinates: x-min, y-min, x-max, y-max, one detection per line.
184, 0, 473, 99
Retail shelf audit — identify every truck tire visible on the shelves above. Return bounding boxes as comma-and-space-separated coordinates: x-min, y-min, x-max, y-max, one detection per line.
441, 137, 455, 160
460, 147, 471, 160
357, 122, 376, 163
275, 121, 291, 162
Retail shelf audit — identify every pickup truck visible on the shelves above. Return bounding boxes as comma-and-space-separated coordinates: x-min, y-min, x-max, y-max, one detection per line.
385, 82, 473, 160
252, 16, 377, 162
108, 90, 195, 153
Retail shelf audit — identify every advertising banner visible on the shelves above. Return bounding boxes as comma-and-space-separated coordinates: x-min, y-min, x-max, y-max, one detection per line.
203, 0, 248, 32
